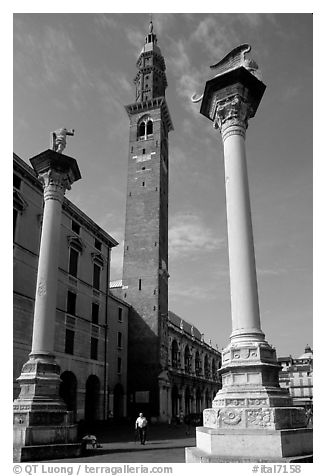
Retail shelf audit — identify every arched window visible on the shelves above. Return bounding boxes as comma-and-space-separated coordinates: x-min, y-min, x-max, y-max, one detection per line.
137, 116, 153, 140
139, 121, 146, 137
204, 355, 210, 379
172, 340, 178, 369
195, 351, 201, 376
184, 345, 191, 374
147, 120, 153, 135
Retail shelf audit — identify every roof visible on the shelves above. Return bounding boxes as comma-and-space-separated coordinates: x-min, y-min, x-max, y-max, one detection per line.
168, 311, 202, 341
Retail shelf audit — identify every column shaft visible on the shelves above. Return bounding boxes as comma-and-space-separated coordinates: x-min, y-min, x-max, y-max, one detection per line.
31, 189, 63, 355
222, 125, 263, 341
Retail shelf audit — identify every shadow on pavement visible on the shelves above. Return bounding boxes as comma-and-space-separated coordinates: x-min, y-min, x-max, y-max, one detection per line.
78, 420, 196, 444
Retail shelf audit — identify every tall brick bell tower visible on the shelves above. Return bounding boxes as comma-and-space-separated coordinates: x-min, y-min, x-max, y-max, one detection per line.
123, 20, 173, 421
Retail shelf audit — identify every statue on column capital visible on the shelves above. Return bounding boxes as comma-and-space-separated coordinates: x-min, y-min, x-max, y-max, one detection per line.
51, 128, 75, 154
191, 44, 262, 104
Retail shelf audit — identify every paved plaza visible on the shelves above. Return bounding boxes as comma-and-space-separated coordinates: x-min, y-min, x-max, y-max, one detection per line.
45, 423, 196, 463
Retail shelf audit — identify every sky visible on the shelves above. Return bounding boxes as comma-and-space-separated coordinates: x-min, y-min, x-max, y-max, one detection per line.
12, 11, 313, 358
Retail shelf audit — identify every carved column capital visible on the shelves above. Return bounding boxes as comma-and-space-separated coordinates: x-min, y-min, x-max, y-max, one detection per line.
213, 94, 253, 141
38, 169, 73, 202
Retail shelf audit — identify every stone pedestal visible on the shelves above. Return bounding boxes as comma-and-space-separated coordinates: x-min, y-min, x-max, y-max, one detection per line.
186, 48, 312, 462
186, 428, 313, 462
13, 149, 82, 462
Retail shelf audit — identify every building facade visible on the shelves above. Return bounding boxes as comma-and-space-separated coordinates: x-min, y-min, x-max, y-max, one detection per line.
167, 312, 221, 419
278, 345, 313, 408
13, 153, 129, 422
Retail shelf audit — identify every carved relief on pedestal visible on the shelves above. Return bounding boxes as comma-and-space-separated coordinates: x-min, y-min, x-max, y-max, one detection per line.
21, 362, 37, 373
248, 398, 267, 406
14, 414, 27, 425
203, 408, 218, 428
220, 409, 242, 426
247, 408, 273, 428
225, 399, 245, 407
230, 346, 259, 362
222, 349, 230, 363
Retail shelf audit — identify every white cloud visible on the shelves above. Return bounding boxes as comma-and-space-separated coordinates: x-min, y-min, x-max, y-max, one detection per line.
126, 28, 144, 57
169, 282, 214, 301
190, 16, 234, 61
110, 241, 124, 280
169, 213, 225, 259
94, 14, 119, 30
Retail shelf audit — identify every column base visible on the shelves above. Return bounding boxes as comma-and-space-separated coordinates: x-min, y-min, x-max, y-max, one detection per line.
13, 354, 81, 462
185, 427, 313, 462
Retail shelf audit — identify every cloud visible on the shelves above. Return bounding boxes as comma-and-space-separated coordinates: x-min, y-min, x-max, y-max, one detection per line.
169, 282, 215, 301
94, 14, 119, 30
190, 16, 234, 61
151, 13, 175, 35
126, 28, 144, 56
169, 213, 225, 259
110, 241, 124, 279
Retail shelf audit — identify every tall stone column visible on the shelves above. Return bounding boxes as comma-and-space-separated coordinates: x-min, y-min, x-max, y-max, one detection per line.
13, 148, 81, 462
185, 45, 312, 462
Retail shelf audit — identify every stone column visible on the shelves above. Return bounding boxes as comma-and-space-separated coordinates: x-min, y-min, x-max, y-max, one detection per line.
185, 47, 312, 462
158, 370, 170, 422
218, 104, 263, 344
180, 387, 185, 415
32, 169, 70, 355
13, 149, 81, 462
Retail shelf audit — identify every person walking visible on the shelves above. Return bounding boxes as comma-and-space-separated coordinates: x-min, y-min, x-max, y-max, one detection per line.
135, 412, 148, 445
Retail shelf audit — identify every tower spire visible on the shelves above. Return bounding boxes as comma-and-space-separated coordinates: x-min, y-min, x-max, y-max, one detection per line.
133, 16, 169, 103
149, 13, 153, 33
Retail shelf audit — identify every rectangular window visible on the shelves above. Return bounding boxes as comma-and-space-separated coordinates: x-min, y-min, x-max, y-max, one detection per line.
138, 279, 142, 290
93, 263, 101, 290
65, 329, 74, 355
94, 239, 102, 251
118, 307, 123, 322
13, 174, 21, 189
72, 220, 80, 234
117, 331, 122, 348
67, 291, 77, 315
68, 248, 79, 277
91, 337, 98, 360
117, 357, 122, 374
92, 302, 99, 325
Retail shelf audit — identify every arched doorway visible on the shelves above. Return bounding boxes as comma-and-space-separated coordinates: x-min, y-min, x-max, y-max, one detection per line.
85, 375, 100, 422
59, 371, 77, 420
171, 385, 179, 417
113, 383, 124, 418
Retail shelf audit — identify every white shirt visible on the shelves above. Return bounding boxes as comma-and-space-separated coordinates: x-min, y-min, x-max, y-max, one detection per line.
136, 416, 147, 428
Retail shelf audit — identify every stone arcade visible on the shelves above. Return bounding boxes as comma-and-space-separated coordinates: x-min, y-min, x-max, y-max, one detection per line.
185, 45, 313, 463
